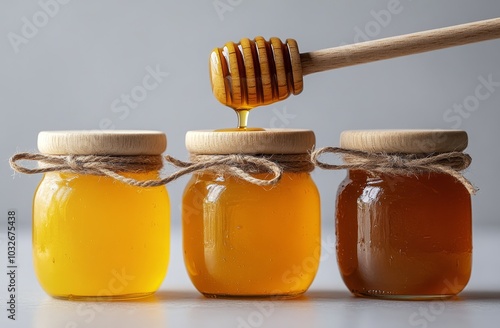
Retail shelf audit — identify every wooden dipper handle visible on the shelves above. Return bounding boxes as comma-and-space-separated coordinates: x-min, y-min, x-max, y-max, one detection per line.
209, 17, 500, 110
301, 17, 500, 75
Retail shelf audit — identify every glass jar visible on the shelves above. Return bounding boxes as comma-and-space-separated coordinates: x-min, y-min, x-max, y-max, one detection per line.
32, 131, 170, 300
336, 130, 472, 299
182, 129, 321, 298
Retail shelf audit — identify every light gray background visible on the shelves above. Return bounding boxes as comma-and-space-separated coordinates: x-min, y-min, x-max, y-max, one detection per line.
1, 0, 500, 229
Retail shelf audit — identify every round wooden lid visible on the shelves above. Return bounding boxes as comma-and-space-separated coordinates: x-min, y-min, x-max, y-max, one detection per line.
38, 130, 167, 155
340, 130, 468, 153
185, 129, 315, 154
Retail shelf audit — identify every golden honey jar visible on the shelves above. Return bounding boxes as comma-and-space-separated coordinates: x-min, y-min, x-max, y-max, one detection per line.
182, 129, 321, 298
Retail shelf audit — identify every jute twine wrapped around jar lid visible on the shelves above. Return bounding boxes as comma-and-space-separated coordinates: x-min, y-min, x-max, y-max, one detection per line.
312, 129, 476, 194
10, 131, 167, 186
181, 129, 316, 185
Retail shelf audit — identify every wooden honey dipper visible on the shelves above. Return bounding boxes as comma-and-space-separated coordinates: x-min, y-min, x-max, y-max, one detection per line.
210, 17, 500, 110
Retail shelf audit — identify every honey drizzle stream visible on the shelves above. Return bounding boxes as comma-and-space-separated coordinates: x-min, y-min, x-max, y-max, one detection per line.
216, 110, 264, 132
217, 39, 288, 132
237, 110, 249, 129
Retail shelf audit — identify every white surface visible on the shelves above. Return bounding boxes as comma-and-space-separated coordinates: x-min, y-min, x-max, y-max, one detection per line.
1, 223, 499, 328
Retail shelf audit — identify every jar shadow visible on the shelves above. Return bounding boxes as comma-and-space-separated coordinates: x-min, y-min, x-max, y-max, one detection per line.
457, 291, 500, 301
299, 290, 354, 300
34, 294, 166, 328
153, 289, 351, 302
153, 289, 500, 302
154, 290, 203, 302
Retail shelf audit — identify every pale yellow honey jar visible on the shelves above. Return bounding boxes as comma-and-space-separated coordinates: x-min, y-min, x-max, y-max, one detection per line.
31, 131, 170, 300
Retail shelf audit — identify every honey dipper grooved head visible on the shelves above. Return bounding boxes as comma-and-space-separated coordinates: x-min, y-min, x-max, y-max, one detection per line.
209, 36, 303, 110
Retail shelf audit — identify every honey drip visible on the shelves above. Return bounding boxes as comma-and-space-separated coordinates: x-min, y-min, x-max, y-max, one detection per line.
237, 109, 250, 129
211, 37, 304, 132
216, 109, 265, 132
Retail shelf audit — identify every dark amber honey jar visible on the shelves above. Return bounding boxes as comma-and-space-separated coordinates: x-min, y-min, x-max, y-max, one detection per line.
335, 130, 472, 299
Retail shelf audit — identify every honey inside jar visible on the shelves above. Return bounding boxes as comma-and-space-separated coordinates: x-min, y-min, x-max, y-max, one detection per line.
33, 171, 170, 299
336, 171, 472, 298
334, 129, 473, 299
182, 129, 320, 298
183, 172, 320, 297
31, 130, 170, 300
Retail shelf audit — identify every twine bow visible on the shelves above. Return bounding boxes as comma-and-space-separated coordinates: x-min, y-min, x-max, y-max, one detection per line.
311, 147, 477, 194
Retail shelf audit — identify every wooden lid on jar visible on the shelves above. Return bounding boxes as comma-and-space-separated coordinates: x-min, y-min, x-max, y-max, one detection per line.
340, 130, 468, 153
185, 129, 315, 154
37, 130, 167, 155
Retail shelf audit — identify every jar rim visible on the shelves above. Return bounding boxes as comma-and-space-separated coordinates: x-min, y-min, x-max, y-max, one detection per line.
340, 129, 467, 154
37, 130, 167, 155
185, 128, 315, 154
